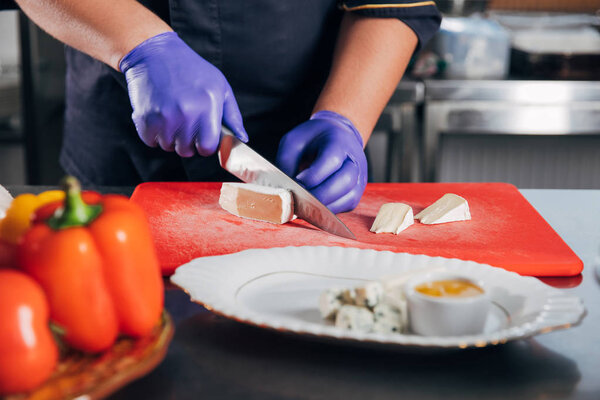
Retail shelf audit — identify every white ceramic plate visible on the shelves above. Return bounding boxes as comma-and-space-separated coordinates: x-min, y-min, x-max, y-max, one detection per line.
171, 246, 585, 349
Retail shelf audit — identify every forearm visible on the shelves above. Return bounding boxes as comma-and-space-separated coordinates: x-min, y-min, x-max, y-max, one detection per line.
313, 13, 417, 145
15, 0, 171, 70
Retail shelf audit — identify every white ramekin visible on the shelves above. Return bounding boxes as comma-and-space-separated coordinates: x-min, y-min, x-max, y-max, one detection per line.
404, 271, 490, 337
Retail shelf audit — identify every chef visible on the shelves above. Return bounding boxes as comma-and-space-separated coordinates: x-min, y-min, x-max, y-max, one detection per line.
12, 0, 440, 213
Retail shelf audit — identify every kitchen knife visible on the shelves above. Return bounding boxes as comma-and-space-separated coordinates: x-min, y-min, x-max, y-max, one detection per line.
218, 127, 356, 240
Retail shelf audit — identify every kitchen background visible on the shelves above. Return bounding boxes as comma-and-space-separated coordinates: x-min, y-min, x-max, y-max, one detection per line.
0, 0, 599, 187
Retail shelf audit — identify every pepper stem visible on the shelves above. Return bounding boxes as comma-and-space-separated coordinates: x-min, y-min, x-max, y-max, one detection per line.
47, 176, 102, 230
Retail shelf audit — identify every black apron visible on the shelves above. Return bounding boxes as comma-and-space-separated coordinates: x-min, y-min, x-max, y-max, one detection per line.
60, 0, 342, 185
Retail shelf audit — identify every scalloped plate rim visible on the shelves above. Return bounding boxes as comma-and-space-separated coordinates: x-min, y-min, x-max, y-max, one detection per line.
171, 246, 586, 349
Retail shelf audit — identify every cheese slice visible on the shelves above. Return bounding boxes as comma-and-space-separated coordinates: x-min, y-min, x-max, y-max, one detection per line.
415, 193, 470, 225
370, 203, 414, 234
219, 182, 294, 224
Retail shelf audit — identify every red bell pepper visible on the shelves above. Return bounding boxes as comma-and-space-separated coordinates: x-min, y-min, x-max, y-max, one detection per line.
0, 270, 58, 395
18, 177, 164, 353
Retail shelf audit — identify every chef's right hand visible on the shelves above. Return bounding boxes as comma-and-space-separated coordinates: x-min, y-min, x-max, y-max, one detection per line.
119, 31, 248, 157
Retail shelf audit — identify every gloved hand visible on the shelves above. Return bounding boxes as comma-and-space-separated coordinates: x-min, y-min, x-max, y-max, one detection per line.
276, 111, 368, 214
119, 31, 248, 157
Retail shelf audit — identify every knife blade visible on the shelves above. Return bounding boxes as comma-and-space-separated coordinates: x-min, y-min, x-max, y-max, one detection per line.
217, 127, 356, 240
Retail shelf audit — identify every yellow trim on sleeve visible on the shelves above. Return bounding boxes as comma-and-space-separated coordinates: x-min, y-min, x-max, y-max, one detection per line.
342, 1, 436, 11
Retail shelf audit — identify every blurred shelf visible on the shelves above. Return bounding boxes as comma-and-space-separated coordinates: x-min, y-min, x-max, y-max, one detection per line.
0, 71, 20, 120
425, 79, 600, 102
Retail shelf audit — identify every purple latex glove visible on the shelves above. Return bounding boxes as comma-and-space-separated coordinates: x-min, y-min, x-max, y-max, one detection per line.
119, 32, 248, 157
276, 110, 368, 214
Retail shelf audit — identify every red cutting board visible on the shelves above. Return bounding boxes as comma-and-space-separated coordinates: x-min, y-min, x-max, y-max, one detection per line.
131, 182, 583, 277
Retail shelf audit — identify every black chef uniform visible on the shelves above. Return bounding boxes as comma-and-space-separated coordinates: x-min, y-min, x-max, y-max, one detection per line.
4, 0, 441, 185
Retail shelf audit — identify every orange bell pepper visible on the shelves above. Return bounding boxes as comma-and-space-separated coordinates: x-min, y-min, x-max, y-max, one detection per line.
18, 177, 164, 353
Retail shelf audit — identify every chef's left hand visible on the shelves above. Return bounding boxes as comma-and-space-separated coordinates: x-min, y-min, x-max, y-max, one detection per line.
276, 111, 367, 214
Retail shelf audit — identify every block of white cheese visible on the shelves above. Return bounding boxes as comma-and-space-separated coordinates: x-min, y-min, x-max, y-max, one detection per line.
219, 182, 294, 224
318, 288, 344, 320
354, 281, 384, 309
320, 281, 408, 334
370, 203, 414, 234
372, 303, 405, 334
335, 305, 374, 332
340, 287, 357, 305
380, 290, 408, 329
415, 193, 471, 225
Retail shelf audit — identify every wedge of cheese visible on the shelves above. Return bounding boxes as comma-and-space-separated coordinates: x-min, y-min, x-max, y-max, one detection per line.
219, 182, 294, 224
370, 203, 414, 234
415, 193, 470, 225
